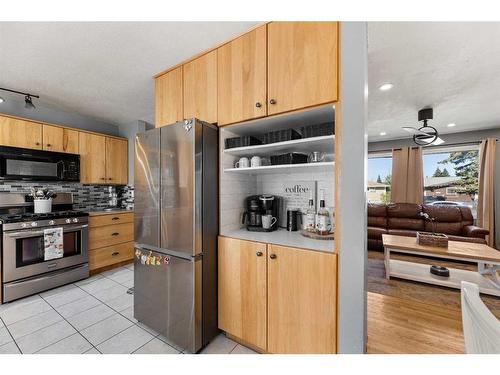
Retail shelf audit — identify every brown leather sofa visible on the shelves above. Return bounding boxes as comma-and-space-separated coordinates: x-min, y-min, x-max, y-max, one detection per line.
368, 203, 489, 251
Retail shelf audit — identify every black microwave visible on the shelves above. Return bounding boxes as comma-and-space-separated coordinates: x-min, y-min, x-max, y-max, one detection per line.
0, 146, 80, 182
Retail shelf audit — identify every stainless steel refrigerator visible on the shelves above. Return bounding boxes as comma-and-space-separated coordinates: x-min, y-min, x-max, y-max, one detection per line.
134, 119, 218, 353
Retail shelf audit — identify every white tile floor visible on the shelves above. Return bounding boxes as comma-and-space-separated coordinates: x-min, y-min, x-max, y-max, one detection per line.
0, 264, 257, 354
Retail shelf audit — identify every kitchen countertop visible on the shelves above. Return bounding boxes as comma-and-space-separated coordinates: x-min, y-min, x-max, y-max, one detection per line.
86, 208, 134, 216
222, 228, 335, 253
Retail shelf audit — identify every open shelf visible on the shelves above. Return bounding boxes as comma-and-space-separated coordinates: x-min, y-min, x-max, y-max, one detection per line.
223, 161, 334, 175
223, 135, 334, 157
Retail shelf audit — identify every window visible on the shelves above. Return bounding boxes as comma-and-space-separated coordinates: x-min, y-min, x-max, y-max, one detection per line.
422, 145, 480, 218
367, 152, 392, 203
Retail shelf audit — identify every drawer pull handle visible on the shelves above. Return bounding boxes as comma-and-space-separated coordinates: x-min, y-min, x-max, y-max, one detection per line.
112, 252, 120, 256
111, 232, 120, 236
111, 217, 120, 220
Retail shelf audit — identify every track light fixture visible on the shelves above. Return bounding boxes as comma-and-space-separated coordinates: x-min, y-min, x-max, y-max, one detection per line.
24, 95, 36, 109
0, 87, 39, 109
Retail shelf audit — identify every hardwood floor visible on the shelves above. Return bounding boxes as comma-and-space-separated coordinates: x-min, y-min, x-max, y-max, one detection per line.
367, 250, 500, 354
367, 292, 465, 353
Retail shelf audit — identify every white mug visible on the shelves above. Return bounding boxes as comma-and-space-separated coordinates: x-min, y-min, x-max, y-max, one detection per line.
250, 156, 262, 168
234, 157, 249, 168
262, 214, 277, 229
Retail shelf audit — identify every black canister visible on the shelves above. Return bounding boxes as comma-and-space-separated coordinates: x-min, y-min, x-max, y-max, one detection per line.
287, 209, 299, 231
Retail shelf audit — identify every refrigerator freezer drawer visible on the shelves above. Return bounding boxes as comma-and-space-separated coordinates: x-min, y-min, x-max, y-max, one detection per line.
134, 250, 202, 353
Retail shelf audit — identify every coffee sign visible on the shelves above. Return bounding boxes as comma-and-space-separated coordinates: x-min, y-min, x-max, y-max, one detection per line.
279, 181, 317, 227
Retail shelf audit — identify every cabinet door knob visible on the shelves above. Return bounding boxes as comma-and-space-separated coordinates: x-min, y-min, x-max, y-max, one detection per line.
101, 177, 106, 180
35, 142, 40, 146
47, 144, 51, 147
256, 251, 263, 257
269, 99, 276, 105
108, 178, 112, 181
255, 102, 262, 108
270, 254, 277, 260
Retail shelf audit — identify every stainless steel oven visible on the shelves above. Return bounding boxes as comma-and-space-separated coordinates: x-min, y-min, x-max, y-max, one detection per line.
0, 192, 89, 303
2, 221, 88, 283
0, 145, 80, 182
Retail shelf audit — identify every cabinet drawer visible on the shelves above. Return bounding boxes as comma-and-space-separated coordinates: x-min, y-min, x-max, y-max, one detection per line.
89, 212, 134, 228
89, 222, 134, 250
89, 241, 134, 271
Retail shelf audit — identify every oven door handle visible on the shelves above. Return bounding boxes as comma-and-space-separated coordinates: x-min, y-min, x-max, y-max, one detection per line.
5, 224, 88, 238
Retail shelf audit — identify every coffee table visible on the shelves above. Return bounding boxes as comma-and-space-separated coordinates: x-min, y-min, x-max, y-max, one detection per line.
382, 234, 500, 297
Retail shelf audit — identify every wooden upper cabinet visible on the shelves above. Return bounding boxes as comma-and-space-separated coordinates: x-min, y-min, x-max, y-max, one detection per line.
79, 132, 106, 184
217, 25, 267, 125
0, 116, 42, 149
183, 50, 218, 124
155, 67, 183, 127
42, 125, 79, 153
218, 236, 267, 351
267, 245, 337, 354
105, 137, 128, 185
267, 22, 339, 115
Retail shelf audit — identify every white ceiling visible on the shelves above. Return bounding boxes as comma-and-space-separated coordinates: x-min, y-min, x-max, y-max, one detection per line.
0, 22, 258, 129
368, 22, 500, 142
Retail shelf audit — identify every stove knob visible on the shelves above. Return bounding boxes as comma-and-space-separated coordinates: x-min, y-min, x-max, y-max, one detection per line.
72, 218, 78, 223
21, 223, 27, 228
31, 222, 38, 227
65, 219, 71, 224
49, 220, 55, 225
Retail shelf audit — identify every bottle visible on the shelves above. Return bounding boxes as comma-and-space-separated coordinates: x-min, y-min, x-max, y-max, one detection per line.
315, 190, 331, 235
305, 191, 316, 232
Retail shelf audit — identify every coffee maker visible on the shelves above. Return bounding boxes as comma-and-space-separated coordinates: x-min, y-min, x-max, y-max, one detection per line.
242, 194, 281, 232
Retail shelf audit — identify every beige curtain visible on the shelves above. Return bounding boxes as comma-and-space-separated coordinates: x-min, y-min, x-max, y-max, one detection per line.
391, 146, 424, 204
478, 138, 497, 248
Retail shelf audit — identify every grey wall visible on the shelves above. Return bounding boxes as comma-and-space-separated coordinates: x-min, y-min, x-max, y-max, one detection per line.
369, 127, 500, 248
337, 22, 368, 353
119, 120, 153, 185
0, 96, 120, 135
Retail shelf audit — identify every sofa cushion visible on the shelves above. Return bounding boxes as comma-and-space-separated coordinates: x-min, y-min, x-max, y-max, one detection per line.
422, 205, 463, 235
422, 205, 462, 222
459, 206, 474, 226
368, 203, 387, 217
387, 203, 423, 219
367, 204, 387, 228
368, 216, 387, 228
368, 226, 388, 240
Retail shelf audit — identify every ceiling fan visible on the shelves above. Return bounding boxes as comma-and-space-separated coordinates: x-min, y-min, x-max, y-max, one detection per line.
402, 107, 445, 146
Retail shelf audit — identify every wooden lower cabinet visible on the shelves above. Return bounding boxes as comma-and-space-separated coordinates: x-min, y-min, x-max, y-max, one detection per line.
89, 242, 134, 271
218, 237, 268, 351
89, 212, 134, 272
267, 244, 337, 354
218, 236, 337, 354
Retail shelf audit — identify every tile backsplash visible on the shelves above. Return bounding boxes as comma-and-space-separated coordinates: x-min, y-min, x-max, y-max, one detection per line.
0, 182, 134, 211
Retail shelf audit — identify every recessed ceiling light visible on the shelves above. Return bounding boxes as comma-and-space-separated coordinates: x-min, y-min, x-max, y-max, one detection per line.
0, 97, 4, 104
379, 132, 387, 136
378, 83, 393, 91
447, 123, 456, 127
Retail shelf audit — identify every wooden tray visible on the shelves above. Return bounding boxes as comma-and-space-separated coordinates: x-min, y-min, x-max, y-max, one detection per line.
300, 229, 334, 241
